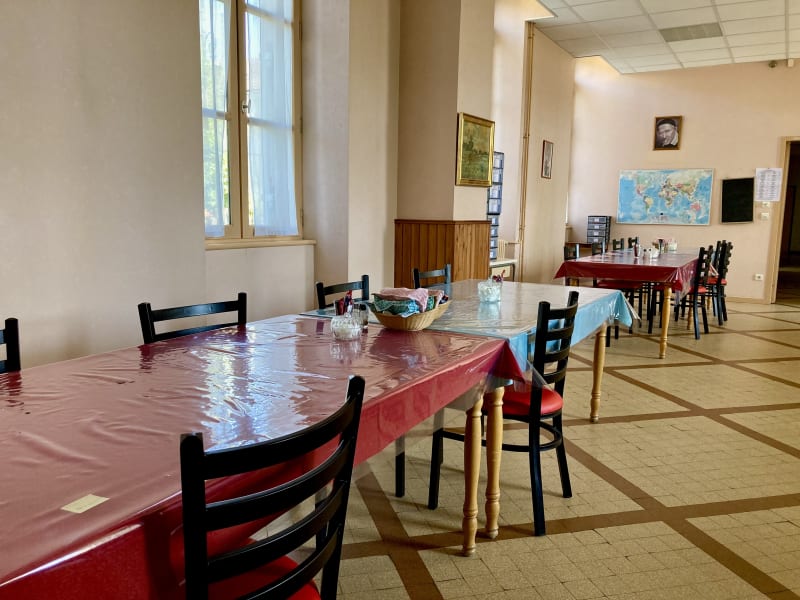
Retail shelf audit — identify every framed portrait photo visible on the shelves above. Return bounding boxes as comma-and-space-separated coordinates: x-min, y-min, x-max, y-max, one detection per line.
455, 113, 494, 187
653, 116, 682, 150
541, 140, 553, 179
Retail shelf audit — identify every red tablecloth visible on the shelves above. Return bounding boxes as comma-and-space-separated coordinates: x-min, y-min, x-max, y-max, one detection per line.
555, 250, 698, 292
0, 315, 515, 599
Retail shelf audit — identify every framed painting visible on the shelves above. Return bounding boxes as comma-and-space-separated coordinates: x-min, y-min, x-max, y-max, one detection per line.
653, 116, 681, 150
455, 113, 494, 186
541, 140, 553, 179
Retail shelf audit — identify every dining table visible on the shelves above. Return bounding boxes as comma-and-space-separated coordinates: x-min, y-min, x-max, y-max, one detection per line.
0, 314, 516, 599
555, 250, 698, 358
420, 279, 632, 553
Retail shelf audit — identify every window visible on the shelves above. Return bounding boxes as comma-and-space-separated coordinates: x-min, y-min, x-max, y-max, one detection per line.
199, 0, 301, 243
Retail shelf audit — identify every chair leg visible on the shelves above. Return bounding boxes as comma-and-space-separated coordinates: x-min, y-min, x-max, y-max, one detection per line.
700, 297, 709, 334
428, 428, 444, 509
395, 452, 405, 498
553, 414, 572, 499
528, 419, 546, 536
692, 297, 700, 340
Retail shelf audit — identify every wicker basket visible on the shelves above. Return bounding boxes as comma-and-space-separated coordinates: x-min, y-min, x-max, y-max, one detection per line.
370, 301, 449, 331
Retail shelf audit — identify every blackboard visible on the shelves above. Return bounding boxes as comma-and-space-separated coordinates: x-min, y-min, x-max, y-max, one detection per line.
721, 177, 754, 223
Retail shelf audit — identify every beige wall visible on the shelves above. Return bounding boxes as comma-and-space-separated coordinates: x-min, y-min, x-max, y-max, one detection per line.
397, 0, 461, 221
0, 1, 209, 365
519, 29, 576, 283
570, 58, 800, 301
347, 0, 400, 292
453, 0, 496, 221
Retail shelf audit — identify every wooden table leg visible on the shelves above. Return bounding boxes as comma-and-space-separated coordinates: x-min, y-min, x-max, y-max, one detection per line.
590, 327, 607, 423
659, 287, 672, 359
461, 393, 483, 556
484, 385, 504, 540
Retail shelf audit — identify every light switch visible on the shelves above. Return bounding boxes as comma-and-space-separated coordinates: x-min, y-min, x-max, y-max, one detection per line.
760, 212, 769, 220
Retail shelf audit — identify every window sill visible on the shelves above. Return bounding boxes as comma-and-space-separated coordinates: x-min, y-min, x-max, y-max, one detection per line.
205, 238, 317, 251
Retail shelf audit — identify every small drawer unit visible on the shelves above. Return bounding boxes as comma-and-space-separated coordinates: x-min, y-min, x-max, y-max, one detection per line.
586, 215, 612, 248
486, 151, 504, 262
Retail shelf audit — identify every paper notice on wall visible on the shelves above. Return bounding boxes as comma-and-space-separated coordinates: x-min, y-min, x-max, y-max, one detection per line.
755, 168, 783, 202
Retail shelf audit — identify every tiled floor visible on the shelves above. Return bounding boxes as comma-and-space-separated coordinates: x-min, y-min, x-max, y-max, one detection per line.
337, 282, 800, 600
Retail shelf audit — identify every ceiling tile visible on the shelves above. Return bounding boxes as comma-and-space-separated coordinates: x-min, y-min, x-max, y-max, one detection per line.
603, 29, 666, 47
717, 0, 784, 21
634, 62, 683, 72
538, 23, 596, 40
733, 54, 785, 63
650, 8, 717, 29
669, 37, 727, 51
681, 57, 734, 68
730, 42, 786, 58
722, 16, 785, 36
674, 47, 733, 61
535, 6, 582, 26
560, 37, 609, 54
562, 0, 610, 6
626, 54, 681, 67
572, 0, 643, 21
726, 30, 785, 47
532, 0, 800, 73
612, 42, 673, 58
641, 0, 712, 11
538, 0, 567, 8
590, 16, 652, 35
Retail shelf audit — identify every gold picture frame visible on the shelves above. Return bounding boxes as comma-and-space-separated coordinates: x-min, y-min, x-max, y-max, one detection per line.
653, 115, 682, 150
455, 113, 495, 186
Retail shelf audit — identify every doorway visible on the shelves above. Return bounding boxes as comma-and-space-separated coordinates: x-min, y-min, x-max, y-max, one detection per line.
777, 141, 800, 302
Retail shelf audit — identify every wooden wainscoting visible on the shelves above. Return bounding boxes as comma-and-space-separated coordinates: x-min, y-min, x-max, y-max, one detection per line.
394, 219, 490, 288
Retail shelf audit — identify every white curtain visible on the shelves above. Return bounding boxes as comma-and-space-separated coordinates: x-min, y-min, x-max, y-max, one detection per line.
246, 2, 298, 237
199, 0, 231, 238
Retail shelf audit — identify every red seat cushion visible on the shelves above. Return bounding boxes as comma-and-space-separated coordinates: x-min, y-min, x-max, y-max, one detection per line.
209, 555, 321, 600
484, 383, 563, 418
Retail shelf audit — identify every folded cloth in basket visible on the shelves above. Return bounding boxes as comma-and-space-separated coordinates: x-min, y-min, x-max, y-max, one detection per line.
372, 288, 446, 317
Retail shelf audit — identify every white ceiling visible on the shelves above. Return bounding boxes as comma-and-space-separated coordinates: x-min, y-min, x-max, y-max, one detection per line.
533, 0, 800, 73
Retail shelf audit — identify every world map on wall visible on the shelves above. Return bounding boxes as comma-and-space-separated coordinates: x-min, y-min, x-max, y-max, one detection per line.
617, 169, 713, 226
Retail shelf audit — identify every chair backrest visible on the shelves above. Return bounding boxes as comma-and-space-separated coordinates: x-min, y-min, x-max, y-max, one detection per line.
716, 240, 732, 279
315, 275, 369, 310
0, 318, 21, 373
412, 264, 451, 289
627, 236, 639, 249
138, 293, 247, 344
563, 244, 579, 261
180, 375, 365, 600
529, 291, 579, 400
692, 245, 713, 289
611, 238, 624, 251
591, 242, 605, 255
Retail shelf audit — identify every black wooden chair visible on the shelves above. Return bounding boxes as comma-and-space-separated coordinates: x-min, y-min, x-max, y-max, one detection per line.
627, 236, 639, 249
428, 291, 579, 536
0, 318, 21, 373
676, 245, 714, 339
138, 293, 247, 344
707, 240, 732, 325
315, 275, 369, 310
611, 238, 624, 251
413, 264, 451, 289
180, 375, 365, 600
562, 244, 581, 285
